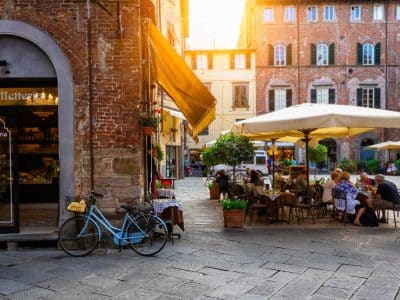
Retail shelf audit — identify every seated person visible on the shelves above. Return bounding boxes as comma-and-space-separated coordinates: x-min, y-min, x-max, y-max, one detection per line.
250, 169, 261, 185
360, 172, 375, 186
215, 170, 230, 199
334, 171, 360, 216
273, 169, 285, 189
364, 174, 400, 222
322, 171, 341, 203
294, 170, 308, 200
244, 168, 252, 183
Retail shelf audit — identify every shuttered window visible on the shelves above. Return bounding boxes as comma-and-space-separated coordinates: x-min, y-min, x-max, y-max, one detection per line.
234, 54, 246, 69
311, 88, 334, 104
196, 54, 208, 69
357, 88, 380, 108
233, 83, 249, 108
317, 44, 329, 65
274, 44, 286, 66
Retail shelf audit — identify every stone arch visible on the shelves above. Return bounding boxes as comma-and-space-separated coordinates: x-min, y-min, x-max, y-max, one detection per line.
0, 20, 74, 223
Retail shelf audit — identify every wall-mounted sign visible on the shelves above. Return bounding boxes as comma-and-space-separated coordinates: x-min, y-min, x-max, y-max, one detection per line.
0, 88, 58, 106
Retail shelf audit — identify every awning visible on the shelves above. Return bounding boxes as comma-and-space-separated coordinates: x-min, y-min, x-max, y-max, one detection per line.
148, 23, 216, 138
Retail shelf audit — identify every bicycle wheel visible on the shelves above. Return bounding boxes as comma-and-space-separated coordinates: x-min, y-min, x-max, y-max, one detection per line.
127, 216, 167, 256
58, 216, 100, 257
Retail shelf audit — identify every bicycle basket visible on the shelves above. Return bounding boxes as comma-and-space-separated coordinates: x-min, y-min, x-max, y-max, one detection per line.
65, 196, 88, 213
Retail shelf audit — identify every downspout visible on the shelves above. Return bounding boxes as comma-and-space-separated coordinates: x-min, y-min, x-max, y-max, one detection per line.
86, 0, 95, 191
296, 0, 300, 104
384, 1, 389, 147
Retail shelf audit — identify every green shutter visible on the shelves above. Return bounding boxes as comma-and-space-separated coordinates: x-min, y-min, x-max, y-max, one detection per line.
357, 43, 363, 65
329, 43, 335, 65
286, 89, 292, 107
286, 44, 292, 66
357, 88, 362, 106
311, 44, 316, 65
269, 90, 275, 111
374, 88, 381, 108
268, 44, 274, 66
311, 89, 317, 103
328, 89, 335, 104
375, 42, 381, 65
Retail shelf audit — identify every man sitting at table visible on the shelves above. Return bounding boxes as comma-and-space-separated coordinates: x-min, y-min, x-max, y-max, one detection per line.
364, 174, 400, 223
360, 172, 375, 186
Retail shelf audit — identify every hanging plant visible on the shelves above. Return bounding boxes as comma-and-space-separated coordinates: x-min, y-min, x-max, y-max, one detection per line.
137, 109, 161, 129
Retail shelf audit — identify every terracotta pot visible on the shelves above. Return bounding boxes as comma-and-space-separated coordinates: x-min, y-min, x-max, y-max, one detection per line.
209, 183, 220, 200
223, 209, 245, 228
143, 127, 153, 136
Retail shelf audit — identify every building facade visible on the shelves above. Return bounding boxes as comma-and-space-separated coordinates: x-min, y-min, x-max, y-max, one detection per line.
0, 0, 191, 235
239, 0, 400, 165
184, 49, 256, 154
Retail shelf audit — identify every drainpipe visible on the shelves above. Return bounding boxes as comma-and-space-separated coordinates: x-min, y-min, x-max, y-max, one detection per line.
384, 1, 389, 144
296, 0, 300, 104
86, 0, 95, 191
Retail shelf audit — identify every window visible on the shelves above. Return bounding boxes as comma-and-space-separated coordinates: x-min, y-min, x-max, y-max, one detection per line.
311, 88, 335, 104
268, 89, 292, 111
196, 54, 208, 69
263, 8, 274, 22
275, 89, 287, 110
350, 5, 361, 22
373, 4, 384, 21
357, 87, 380, 108
284, 6, 295, 22
307, 6, 318, 21
396, 5, 400, 20
232, 83, 249, 107
362, 43, 374, 65
324, 5, 336, 21
234, 54, 246, 69
317, 44, 329, 65
274, 44, 286, 66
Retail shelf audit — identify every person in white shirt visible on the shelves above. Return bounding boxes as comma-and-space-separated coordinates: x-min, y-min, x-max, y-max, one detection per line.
322, 171, 341, 203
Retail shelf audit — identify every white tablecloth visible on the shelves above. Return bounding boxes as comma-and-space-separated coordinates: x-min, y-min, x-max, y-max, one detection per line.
157, 188, 176, 199
153, 199, 183, 215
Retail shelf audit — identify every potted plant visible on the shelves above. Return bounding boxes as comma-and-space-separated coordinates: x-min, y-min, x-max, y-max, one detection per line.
137, 110, 160, 136
152, 143, 164, 161
208, 181, 219, 200
221, 199, 247, 228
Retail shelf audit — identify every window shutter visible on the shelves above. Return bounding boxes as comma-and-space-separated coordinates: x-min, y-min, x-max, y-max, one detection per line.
230, 54, 235, 69
311, 44, 316, 65
375, 42, 381, 65
357, 88, 362, 106
374, 88, 381, 108
269, 90, 275, 111
311, 89, 317, 103
207, 53, 213, 69
268, 44, 274, 66
286, 89, 292, 107
328, 89, 335, 104
329, 43, 335, 65
357, 43, 363, 65
191, 54, 197, 70
241, 85, 248, 106
245, 53, 251, 69
286, 44, 292, 66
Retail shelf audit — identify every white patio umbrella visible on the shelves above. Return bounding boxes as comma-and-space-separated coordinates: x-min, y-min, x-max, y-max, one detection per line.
366, 141, 400, 161
231, 103, 400, 186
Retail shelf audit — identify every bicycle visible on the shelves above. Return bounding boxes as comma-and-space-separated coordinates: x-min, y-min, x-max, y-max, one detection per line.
58, 191, 168, 257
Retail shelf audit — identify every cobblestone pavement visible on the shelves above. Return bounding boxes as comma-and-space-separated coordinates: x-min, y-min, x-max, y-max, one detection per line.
1, 177, 400, 299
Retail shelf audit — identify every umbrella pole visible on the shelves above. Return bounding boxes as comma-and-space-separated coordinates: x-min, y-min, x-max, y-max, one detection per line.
271, 139, 276, 189
303, 131, 311, 188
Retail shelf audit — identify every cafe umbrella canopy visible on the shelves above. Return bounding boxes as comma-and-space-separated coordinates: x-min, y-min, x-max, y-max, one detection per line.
366, 141, 400, 161
231, 103, 400, 186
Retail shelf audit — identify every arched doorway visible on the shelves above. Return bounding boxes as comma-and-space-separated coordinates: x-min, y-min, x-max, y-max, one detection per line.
319, 138, 338, 170
0, 20, 73, 233
360, 138, 376, 161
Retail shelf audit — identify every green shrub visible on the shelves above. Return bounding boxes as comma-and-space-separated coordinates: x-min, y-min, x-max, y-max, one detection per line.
395, 160, 400, 175
207, 182, 214, 190
338, 158, 355, 173
280, 158, 292, 167
355, 160, 367, 172
221, 199, 247, 210
366, 159, 380, 174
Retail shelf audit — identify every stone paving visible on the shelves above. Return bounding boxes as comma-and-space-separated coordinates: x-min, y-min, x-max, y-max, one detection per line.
1, 177, 400, 299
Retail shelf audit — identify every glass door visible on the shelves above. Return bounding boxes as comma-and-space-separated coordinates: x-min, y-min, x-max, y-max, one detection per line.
0, 118, 17, 233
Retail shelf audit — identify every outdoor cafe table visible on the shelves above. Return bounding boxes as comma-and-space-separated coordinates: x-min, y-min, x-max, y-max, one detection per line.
153, 198, 184, 231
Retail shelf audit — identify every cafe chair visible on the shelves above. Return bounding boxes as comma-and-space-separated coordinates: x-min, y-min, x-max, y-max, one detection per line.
247, 193, 269, 226
295, 187, 316, 224
331, 187, 348, 226
276, 192, 296, 224
231, 183, 246, 200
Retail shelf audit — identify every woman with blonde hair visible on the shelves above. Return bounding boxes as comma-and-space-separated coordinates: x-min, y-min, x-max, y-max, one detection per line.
333, 171, 360, 218
322, 171, 341, 203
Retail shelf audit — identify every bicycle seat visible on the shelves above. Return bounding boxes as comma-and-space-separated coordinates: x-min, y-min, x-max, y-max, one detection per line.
120, 205, 136, 213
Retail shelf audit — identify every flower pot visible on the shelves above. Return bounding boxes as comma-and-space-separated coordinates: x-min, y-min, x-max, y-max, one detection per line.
143, 127, 153, 136
209, 183, 219, 200
223, 209, 245, 228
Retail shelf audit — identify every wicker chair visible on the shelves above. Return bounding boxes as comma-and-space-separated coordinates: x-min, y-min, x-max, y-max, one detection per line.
331, 187, 348, 226
276, 192, 296, 224
247, 193, 269, 226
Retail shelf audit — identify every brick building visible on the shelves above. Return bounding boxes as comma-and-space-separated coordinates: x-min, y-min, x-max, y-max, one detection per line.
0, 0, 211, 236
238, 0, 400, 166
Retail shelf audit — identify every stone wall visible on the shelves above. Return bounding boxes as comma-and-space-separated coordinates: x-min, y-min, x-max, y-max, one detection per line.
0, 0, 156, 213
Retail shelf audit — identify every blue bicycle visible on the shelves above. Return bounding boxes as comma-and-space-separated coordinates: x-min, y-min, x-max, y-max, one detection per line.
58, 191, 168, 257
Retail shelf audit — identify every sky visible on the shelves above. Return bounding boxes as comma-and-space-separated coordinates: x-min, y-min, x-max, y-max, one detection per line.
187, 0, 246, 50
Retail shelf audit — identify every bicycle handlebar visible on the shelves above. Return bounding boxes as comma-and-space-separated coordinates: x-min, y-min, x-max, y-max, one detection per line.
90, 190, 104, 198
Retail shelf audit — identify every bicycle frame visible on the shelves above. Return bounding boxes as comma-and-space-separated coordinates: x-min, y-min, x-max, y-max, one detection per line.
79, 205, 147, 244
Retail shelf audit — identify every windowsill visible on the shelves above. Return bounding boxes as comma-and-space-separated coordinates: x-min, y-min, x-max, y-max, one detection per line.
350, 20, 362, 23
232, 106, 250, 109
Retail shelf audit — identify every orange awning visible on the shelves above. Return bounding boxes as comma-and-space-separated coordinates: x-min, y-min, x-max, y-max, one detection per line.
148, 23, 216, 138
